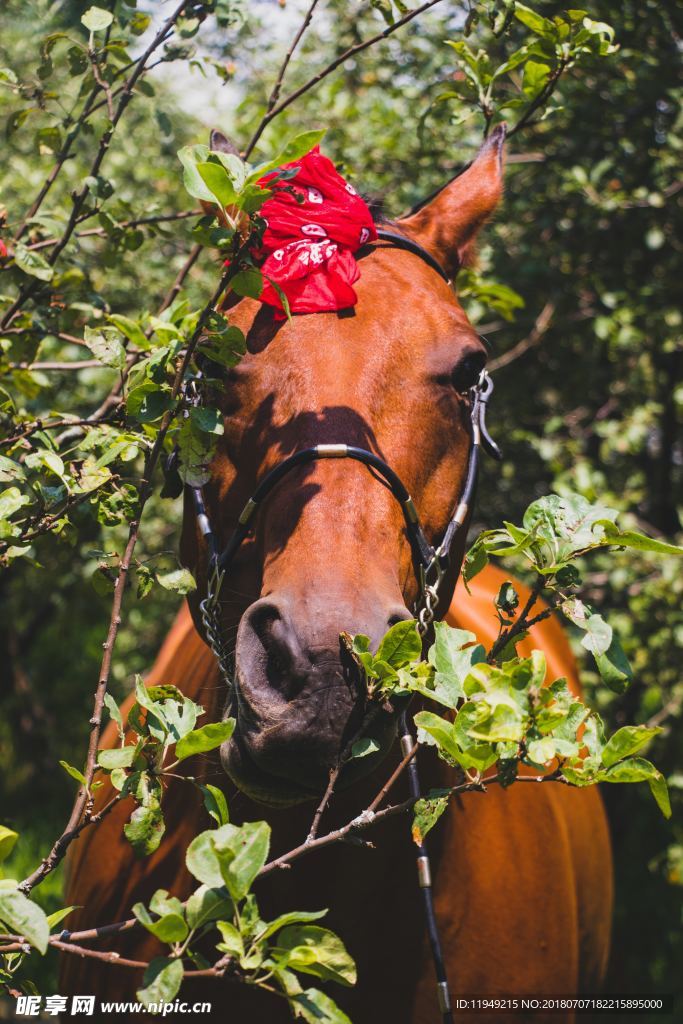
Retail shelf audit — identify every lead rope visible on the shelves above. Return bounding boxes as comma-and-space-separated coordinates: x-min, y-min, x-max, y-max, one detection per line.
398, 584, 454, 1024
399, 376, 494, 1024
400, 711, 454, 1023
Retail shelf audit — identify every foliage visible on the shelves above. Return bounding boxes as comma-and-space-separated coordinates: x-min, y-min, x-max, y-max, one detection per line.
0, 0, 680, 1015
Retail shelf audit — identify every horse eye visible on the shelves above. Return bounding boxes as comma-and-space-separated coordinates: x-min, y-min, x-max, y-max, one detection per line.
451, 352, 486, 392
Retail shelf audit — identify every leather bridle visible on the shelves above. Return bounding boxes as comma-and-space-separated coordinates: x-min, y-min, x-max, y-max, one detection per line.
187, 228, 501, 1024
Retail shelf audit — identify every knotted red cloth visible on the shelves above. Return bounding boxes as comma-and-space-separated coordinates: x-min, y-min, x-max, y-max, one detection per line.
253, 146, 377, 316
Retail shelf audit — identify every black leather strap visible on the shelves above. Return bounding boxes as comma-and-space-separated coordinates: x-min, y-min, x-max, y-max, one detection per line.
375, 228, 451, 283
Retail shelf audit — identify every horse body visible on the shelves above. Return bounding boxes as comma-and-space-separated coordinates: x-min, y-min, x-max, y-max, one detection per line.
62, 564, 612, 1022
62, 130, 613, 1019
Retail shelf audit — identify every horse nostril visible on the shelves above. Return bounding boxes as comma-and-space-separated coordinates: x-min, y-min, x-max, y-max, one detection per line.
240, 599, 303, 698
387, 606, 413, 629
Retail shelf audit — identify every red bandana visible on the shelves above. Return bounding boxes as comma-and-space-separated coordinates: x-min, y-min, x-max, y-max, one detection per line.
254, 146, 377, 316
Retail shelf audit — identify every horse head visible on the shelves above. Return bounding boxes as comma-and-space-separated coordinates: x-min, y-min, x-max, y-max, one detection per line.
181, 128, 506, 804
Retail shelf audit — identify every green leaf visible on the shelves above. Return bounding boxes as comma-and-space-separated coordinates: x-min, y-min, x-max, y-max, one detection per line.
463, 539, 488, 587
648, 774, 672, 819
253, 129, 326, 178
137, 957, 183, 1008
59, 760, 87, 785
24, 448, 65, 479
107, 314, 148, 350
579, 613, 612, 657
0, 826, 18, 865
186, 823, 235, 888
156, 567, 197, 594
601, 727, 662, 769
289, 988, 352, 1024
177, 144, 214, 203
601, 757, 671, 818
426, 623, 485, 706
199, 784, 229, 827
467, 704, 525, 744
274, 925, 356, 987
46, 905, 78, 929
376, 620, 421, 668
231, 268, 263, 299
13, 242, 54, 281
0, 487, 29, 521
190, 407, 224, 436
97, 746, 135, 770
185, 885, 232, 931
514, 3, 555, 36
0, 886, 49, 953
81, 6, 114, 31
196, 161, 238, 209
126, 382, 174, 423
175, 719, 235, 762
522, 60, 551, 97
216, 919, 244, 957
412, 789, 450, 845
124, 801, 165, 857
104, 692, 124, 739
214, 820, 271, 901
414, 710, 468, 766
83, 325, 126, 370
350, 738, 380, 759
527, 737, 556, 765
133, 902, 188, 943
593, 520, 683, 557
259, 909, 328, 943
594, 634, 633, 693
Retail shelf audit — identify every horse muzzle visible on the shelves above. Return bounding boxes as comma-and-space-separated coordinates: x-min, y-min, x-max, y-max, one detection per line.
219, 594, 409, 804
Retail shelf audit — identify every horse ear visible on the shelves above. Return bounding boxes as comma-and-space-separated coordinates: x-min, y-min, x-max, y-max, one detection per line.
399, 124, 506, 278
210, 129, 240, 156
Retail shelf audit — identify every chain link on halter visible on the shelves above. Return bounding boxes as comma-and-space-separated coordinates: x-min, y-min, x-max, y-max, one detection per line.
199, 558, 234, 694
415, 557, 445, 638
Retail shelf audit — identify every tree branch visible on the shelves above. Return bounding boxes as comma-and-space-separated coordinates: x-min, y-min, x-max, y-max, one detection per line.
19, 264, 234, 894
1, 1, 188, 331
245, 0, 323, 158
488, 300, 556, 372
244, 0, 449, 157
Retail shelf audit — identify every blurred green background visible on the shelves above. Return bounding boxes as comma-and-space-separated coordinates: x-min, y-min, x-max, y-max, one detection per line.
0, 0, 680, 1014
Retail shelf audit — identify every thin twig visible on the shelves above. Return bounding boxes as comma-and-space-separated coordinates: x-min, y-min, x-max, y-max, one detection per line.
19, 264, 234, 894
12, 12, 119, 241
261, 769, 566, 877
23, 210, 202, 253
14, 770, 568, 952
88, 45, 115, 120
508, 60, 569, 138
262, 0, 323, 122
244, 0, 449, 157
487, 577, 546, 664
305, 702, 387, 841
1, 1, 188, 332
488, 300, 556, 372
8, 360, 103, 371
367, 740, 418, 814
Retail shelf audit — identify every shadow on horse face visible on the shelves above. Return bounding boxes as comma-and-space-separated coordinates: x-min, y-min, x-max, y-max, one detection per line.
182, 128, 506, 805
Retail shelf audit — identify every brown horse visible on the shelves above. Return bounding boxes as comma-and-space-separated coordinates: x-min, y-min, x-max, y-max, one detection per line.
62, 130, 613, 1021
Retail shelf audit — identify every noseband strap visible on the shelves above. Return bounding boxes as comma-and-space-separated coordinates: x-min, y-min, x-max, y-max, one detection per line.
197, 371, 498, 634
